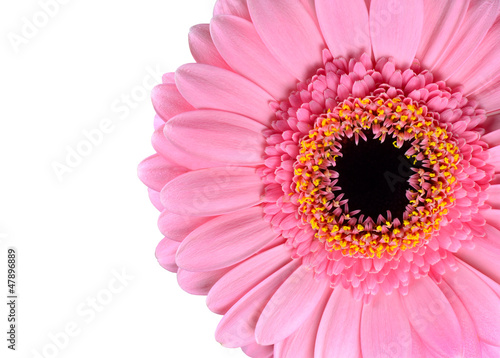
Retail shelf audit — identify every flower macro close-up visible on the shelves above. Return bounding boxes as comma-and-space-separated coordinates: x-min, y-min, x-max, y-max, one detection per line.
138, 0, 500, 357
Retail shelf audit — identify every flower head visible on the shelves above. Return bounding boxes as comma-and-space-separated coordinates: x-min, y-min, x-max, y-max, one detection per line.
139, 0, 500, 357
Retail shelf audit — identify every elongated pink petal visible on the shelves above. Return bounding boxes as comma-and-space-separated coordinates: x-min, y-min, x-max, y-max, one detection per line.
402, 276, 462, 357
474, 76, 500, 114
443, 260, 500, 346
160, 167, 263, 216
361, 291, 412, 358
137, 154, 187, 192
152, 124, 224, 170
156, 237, 180, 273
211, 15, 298, 100
483, 130, 500, 147
486, 184, 500, 209
410, 328, 437, 357
461, 256, 500, 297
214, 0, 251, 21
438, 279, 481, 358
370, 0, 424, 68
188, 24, 231, 70
177, 267, 231, 295
315, 0, 370, 58
452, 17, 500, 94
175, 63, 274, 124
482, 113, 500, 134
482, 343, 500, 357
315, 287, 363, 358
300, 0, 317, 21
274, 288, 331, 358
242, 343, 273, 358
255, 266, 330, 345
148, 188, 163, 211
456, 226, 500, 284
247, 0, 325, 81
215, 260, 301, 348
162, 72, 175, 84
153, 114, 164, 130
176, 207, 278, 271
207, 244, 294, 314
164, 109, 266, 165
489, 145, 500, 171
481, 209, 500, 231
151, 84, 194, 122
416, 0, 470, 69
157, 211, 213, 242
432, 0, 500, 80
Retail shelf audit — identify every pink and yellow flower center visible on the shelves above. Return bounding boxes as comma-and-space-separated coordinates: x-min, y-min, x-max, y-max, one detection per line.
293, 95, 460, 259
261, 52, 493, 296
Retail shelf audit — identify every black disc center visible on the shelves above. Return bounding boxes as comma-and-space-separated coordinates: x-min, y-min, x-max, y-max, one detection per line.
333, 134, 418, 221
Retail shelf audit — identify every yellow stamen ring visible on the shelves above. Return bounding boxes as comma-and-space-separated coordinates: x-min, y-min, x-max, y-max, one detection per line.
293, 96, 460, 259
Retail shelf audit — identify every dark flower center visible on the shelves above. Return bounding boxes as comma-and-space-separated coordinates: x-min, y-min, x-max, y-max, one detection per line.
334, 133, 419, 221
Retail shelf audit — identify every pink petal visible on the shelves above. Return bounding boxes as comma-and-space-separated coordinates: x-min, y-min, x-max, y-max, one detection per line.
274, 288, 332, 358
137, 154, 187, 192
483, 129, 500, 147
151, 84, 194, 122
164, 109, 266, 165
438, 279, 481, 358
207, 244, 294, 314
175, 63, 274, 124
160, 167, 263, 216
241, 343, 274, 358
486, 184, 500, 209
370, 0, 424, 68
410, 328, 437, 357
162, 72, 175, 84
148, 188, 163, 211
451, 17, 500, 94
153, 114, 164, 131
155, 237, 180, 273
315, 0, 370, 59
402, 276, 462, 357
152, 124, 225, 170
176, 207, 278, 271
474, 76, 500, 113
432, 0, 500, 80
300, 0, 317, 22
255, 266, 330, 345
481, 208, 500, 231
455, 258, 500, 298
443, 260, 500, 346
481, 343, 500, 357
188, 24, 231, 70
213, 0, 251, 21
315, 287, 363, 358
416, 0, 470, 69
361, 291, 412, 358
157, 211, 213, 242
488, 145, 500, 172
247, 0, 325, 81
456, 225, 500, 284
481, 113, 500, 134
211, 15, 298, 100
176, 267, 230, 295
215, 260, 301, 348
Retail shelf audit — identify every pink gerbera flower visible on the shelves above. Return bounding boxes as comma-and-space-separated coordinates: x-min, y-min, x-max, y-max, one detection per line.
138, 0, 500, 357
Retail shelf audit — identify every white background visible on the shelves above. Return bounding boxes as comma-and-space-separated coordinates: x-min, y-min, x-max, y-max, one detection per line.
0, 0, 246, 357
